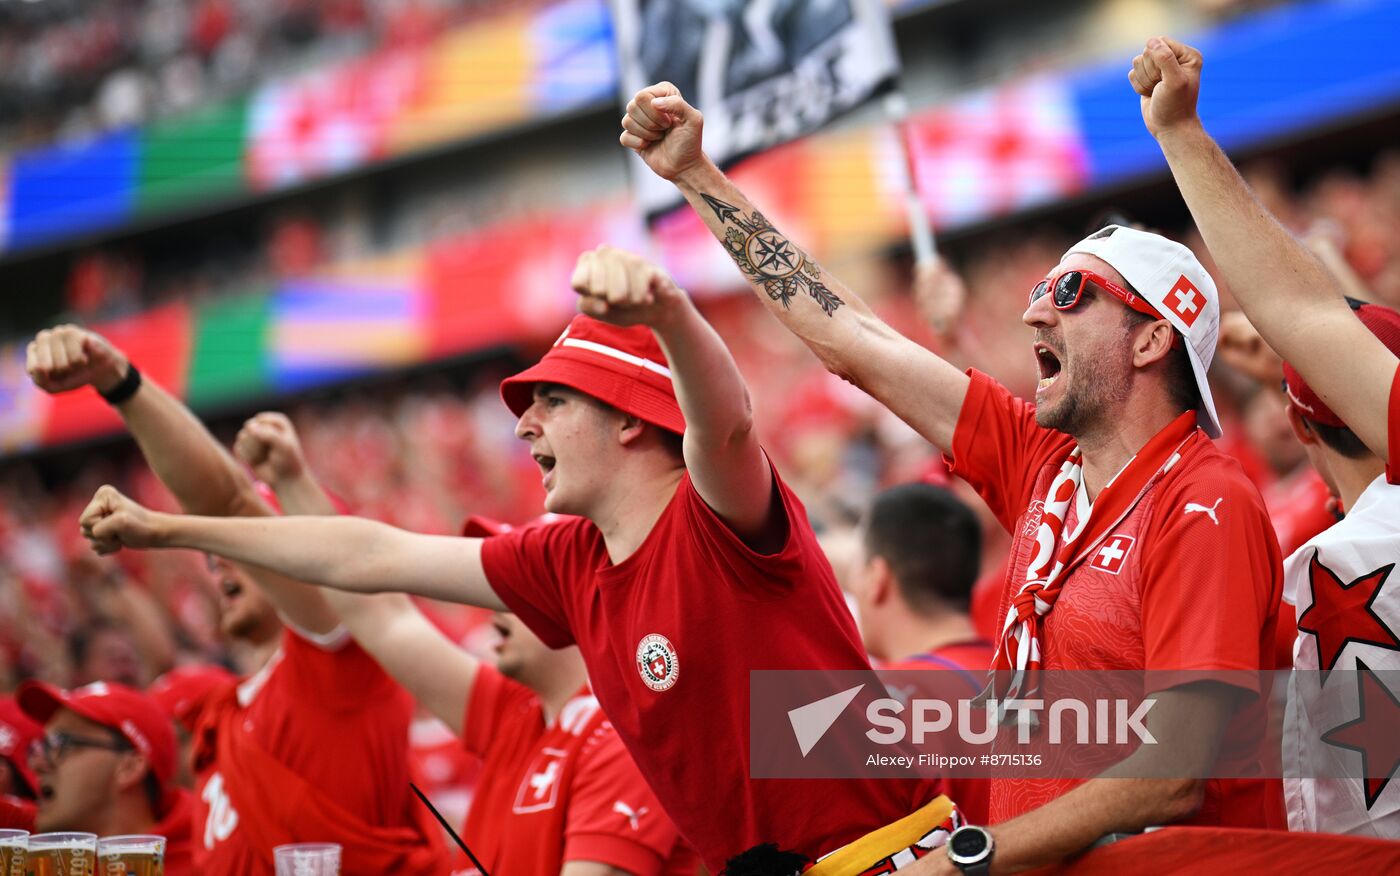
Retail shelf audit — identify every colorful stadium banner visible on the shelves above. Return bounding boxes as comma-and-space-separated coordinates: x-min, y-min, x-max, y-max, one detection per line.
2, 0, 1400, 254
611, 0, 901, 217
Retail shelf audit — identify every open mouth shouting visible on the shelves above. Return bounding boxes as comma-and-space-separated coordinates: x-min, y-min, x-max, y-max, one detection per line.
1035, 342, 1063, 394
532, 452, 557, 488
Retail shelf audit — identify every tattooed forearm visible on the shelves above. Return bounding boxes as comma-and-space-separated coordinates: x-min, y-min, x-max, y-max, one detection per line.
700, 193, 844, 317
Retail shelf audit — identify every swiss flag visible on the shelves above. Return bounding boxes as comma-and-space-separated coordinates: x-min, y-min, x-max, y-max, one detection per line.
1168, 275, 1205, 328
1089, 535, 1135, 575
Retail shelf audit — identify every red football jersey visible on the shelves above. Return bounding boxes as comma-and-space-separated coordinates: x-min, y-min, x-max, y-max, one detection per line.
948, 371, 1283, 828
187, 626, 425, 874
883, 641, 995, 824
481, 469, 937, 870
459, 666, 691, 876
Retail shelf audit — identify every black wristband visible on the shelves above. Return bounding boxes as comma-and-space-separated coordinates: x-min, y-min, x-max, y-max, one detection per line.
98, 363, 142, 405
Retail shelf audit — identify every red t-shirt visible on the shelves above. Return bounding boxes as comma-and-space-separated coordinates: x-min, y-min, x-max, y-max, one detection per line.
158, 788, 195, 876
948, 371, 1283, 828
1388, 362, 1400, 484
883, 640, 995, 824
460, 666, 692, 876
481, 468, 936, 870
187, 625, 421, 873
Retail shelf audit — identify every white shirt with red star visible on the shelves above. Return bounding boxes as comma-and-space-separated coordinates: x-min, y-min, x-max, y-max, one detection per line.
1284, 475, 1400, 836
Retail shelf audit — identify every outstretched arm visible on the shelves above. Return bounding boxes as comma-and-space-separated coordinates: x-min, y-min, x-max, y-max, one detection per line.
26, 326, 339, 634
235, 412, 478, 733
1135, 37, 1396, 460
78, 485, 508, 611
620, 85, 970, 452
571, 245, 775, 543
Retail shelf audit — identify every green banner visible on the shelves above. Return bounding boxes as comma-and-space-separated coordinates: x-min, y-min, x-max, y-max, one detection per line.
187, 288, 270, 407
137, 97, 248, 214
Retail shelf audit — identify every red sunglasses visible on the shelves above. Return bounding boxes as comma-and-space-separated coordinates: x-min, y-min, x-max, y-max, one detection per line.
1030, 270, 1165, 321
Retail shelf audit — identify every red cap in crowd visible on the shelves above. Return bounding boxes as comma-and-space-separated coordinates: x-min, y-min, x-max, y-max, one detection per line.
148, 665, 238, 727
0, 698, 41, 798
17, 681, 178, 815
1283, 300, 1400, 429
500, 315, 685, 435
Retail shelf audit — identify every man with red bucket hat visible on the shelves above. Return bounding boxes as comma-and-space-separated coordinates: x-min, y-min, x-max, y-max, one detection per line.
18, 681, 193, 873
78, 245, 958, 873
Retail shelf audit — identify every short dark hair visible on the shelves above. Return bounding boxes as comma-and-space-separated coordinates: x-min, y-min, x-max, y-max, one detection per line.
1123, 308, 1200, 415
1307, 419, 1372, 459
861, 484, 981, 614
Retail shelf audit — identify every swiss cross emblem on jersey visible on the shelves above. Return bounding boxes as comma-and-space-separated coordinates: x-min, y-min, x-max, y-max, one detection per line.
513, 747, 568, 814
636, 633, 679, 692
1090, 535, 1136, 575
1167, 275, 1205, 328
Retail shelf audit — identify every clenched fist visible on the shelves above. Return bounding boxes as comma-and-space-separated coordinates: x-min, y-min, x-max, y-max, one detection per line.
1129, 37, 1204, 139
235, 412, 307, 487
620, 83, 707, 182
571, 245, 688, 328
26, 325, 129, 396
79, 486, 166, 556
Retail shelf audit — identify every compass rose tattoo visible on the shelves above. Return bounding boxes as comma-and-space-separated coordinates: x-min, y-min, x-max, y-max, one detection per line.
700, 193, 844, 317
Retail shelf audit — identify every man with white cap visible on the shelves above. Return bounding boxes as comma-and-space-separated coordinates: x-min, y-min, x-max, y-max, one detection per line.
618, 76, 1282, 873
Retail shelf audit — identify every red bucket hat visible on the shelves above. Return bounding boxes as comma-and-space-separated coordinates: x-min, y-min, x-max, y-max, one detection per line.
1283, 300, 1400, 429
18, 681, 179, 815
500, 316, 685, 435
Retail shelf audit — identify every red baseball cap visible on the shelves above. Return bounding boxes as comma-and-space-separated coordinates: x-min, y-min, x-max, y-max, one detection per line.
17, 681, 178, 813
1283, 300, 1400, 429
499, 316, 685, 435
148, 665, 237, 727
0, 697, 41, 797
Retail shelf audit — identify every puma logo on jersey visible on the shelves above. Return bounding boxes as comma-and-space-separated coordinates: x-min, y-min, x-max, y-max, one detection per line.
1183, 498, 1223, 525
613, 800, 648, 831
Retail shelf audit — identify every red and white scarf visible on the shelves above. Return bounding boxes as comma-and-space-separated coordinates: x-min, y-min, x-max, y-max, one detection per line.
992, 412, 1199, 702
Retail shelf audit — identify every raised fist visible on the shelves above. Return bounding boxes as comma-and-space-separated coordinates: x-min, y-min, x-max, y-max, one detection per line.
1128, 37, 1204, 139
1217, 310, 1283, 386
234, 412, 307, 487
571, 245, 687, 328
79, 486, 165, 556
26, 326, 129, 396
620, 83, 707, 182
913, 256, 968, 337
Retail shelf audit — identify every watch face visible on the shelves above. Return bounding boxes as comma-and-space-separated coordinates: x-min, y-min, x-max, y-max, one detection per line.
950, 828, 989, 859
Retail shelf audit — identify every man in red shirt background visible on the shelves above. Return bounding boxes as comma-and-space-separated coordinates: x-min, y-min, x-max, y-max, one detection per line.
0, 698, 41, 830
620, 65, 1281, 873
25, 326, 446, 875
18, 681, 192, 874
849, 482, 993, 826
232, 411, 694, 876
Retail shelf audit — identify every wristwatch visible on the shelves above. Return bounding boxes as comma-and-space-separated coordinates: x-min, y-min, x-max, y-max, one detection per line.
946, 825, 995, 876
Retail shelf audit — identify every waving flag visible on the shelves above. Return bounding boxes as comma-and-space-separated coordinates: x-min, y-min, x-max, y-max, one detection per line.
611, 0, 900, 218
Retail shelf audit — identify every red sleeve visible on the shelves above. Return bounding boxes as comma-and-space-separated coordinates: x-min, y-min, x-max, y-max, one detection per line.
563, 727, 681, 876
1139, 462, 1283, 691
674, 462, 823, 599
945, 370, 1075, 532
1387, 362, 1400, 484
479, 522, 584, 649
280, 625, 402, 713
460, 664, 539, 760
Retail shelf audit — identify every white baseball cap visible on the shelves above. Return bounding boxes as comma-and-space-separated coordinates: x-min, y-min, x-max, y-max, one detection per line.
1063, 224, 1222, 438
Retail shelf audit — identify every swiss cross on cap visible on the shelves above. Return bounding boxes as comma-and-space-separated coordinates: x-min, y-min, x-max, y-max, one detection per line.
1168, 275, 1205, 327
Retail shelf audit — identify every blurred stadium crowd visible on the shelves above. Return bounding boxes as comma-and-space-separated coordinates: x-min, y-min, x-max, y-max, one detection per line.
0, 0, 508, 152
